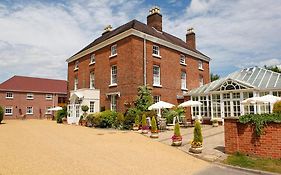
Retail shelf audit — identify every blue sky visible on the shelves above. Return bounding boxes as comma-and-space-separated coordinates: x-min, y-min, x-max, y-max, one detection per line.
0, 0, 281, 83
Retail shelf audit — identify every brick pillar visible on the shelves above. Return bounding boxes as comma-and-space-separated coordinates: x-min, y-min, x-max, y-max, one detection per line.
224, 118, 239, 154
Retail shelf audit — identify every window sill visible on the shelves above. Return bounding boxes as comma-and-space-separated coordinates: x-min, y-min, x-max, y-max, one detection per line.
109, 54, 117, 58
5, 114, 12, 116
181, 88, 188, 91
180, 63, 187, 66
26, 98, 34, 100
46, 99, 53, 101
109, 84, 117, 87
198, 68, 204, 71
89, 62, 95, 65
6, 97, 13, 99
153, 84, 162, 88
74, 68, 79, 71
152, 54, 161, 58
26, 113, 33, 115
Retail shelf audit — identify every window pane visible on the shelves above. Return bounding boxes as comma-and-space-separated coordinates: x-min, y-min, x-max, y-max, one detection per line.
153, 66, 160, 85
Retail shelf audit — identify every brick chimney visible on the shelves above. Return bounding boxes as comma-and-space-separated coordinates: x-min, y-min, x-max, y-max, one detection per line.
102, 25, 112, 35
186, 28, 196, 49
147, 7, 162, 32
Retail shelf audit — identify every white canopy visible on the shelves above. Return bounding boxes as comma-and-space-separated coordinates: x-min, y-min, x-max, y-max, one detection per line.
148, 101, 175, 110
242, 95, 281, 104
178, 100, 202, 107
241, 97, 261, 104
48, 106, 63, 111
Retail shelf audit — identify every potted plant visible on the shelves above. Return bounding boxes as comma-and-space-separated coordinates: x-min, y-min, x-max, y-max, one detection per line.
150, 116, 159, 138
62, 116, 67, 124
81, 105, 89, 126
189, 120, 203, 154
133, 115, 140, 131
171, 122, 182, 146
212, 119, 219, 127
141, 114, 149, 134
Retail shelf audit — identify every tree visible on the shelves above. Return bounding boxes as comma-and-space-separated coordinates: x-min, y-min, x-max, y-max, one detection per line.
264, 65, 281, 73
0, 106, 3, 124
151, 116, 157, 133
210, 73, 220, 82
193, 120, 203, 145
135, 85, 153, 112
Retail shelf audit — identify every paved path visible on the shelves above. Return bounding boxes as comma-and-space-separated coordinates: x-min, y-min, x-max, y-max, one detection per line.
0, 120, 211, 175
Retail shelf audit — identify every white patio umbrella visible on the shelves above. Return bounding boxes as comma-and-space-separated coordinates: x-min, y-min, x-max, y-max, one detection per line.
48, 106, 63, 111
241, 97, 261, 104
256, 95, 281, 104
178, 100, 202, 107
148, 101, 175, 110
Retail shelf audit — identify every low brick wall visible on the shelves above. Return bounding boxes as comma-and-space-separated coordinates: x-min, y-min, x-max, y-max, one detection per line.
224, 118, 281, 159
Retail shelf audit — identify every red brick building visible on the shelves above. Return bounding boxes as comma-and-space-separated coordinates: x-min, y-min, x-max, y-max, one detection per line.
0, 76, 67, 119
66, 7, 210, 114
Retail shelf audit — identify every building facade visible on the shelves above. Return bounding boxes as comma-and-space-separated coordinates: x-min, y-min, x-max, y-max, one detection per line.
67, 7, 211, 115
188, 67, 281, 123
0, 76, 67, 119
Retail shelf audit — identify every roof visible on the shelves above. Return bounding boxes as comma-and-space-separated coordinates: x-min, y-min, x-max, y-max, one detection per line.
0, 76, 67, 94
71, 19, 210, 60
188, 67, 281, 96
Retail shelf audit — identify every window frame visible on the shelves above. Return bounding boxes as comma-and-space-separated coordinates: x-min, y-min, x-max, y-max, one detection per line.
180, 54, 186, 65
45, 94, 53, 100
110, 95, 117, 111
26, 107, 33, 115
74, 77, 78, 90
74, 60, 79, 70
199, 75, 204, 87
152, 45, 161, 58
110, 65, 117, 86
90, 54, 95, 64
6, 92, 13, 99
110, 44, 117, 57
26, 93, 34, 100
198, 60, 203, 70
5, 107, 13, 115
45, 107, 52, 114
153, 65, 161, 87
181, 71, 187, 90
90, 72, 95, 89
89, 101, 95, 113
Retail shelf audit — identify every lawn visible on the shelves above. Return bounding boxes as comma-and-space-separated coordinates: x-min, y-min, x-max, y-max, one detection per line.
224, 152, 281, 174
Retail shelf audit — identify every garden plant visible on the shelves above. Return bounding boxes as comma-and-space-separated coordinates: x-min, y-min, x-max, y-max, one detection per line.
171, 122, 182, 146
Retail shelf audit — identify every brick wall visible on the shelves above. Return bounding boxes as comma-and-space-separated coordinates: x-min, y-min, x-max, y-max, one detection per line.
224, 118, 281, 159
68, 35, 210, 115
0, 91, 64, 119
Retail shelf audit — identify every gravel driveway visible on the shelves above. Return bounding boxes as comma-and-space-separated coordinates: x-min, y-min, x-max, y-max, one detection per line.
0, 120, 211, 175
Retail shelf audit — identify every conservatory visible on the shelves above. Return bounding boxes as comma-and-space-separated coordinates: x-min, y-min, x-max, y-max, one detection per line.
187, 67, 281, 122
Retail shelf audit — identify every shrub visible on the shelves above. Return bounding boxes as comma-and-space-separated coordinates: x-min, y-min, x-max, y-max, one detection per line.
99, 110, 117, 128
151, 116, 157, 133
86, 114, 95, 127
172, 122, 182, 141
212, 119, 218, 123
123, 107, 140, 130
81, 105, 89, 112
134, 115, 140, 126
273, 101, 281, 114
0, 106, 3, 124
56, 106, 67, 123
115, 112, 125, 129
135, 86, 153, 111
163, 109, 177, 124
192, 120, 203, 147
141, 114, 148, 130
92, 112, 101, 127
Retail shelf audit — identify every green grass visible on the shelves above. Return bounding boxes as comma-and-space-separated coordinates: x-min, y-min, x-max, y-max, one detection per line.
224, 152, 281, 174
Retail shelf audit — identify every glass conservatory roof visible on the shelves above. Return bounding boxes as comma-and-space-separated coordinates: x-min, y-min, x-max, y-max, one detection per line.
188, 66, 281, 96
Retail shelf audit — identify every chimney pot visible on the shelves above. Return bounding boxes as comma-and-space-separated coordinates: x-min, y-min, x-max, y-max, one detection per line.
186, 27, 196, 49
147, 7, 162, 32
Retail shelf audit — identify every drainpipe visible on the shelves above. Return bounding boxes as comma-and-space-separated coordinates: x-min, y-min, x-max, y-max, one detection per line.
143, 35, 147, 86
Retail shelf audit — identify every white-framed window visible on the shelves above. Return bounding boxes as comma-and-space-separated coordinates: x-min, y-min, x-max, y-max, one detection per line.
90, 54, 95, 64
74, 60, 79, 70
74, 77, 78, 90
26, 107, 33, 115
153, 65, 161, 86
6, 92, 13, 99
110, 44, 117, 56
181, 71, 187, 90
26, 93, 34, 100
198, 60, 203, 70
75, 105, 80, 118
110, 95, 117, 111
46, 94, 53, 100
90, 72, 95, 89
110, 65, 117, 85
152, 45, 160, 57
199, 75, 204, 87
45, 107, 52, 114
5, 107, 13, 115
153, 96, 160, 103
89, 101, 95, 113
180, 55, 186, 65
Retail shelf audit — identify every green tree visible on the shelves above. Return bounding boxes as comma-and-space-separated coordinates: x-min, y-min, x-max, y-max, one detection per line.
135, 86, 153, 112
151, 116, 157, 133
193, 120, 203, 143
211, 73, 220, 82
0, 106, 3, 124
141, 114, 147, 130
264, 65, 281, 73
174, 122, 181, 137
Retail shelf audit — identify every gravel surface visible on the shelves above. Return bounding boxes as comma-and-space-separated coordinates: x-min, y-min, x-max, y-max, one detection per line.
0, 120, 210, 175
